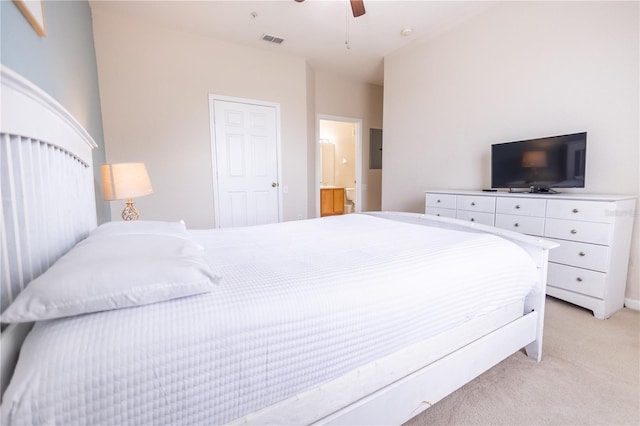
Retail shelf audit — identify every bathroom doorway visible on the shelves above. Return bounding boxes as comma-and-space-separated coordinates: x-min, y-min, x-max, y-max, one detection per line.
317, 115, 362, 217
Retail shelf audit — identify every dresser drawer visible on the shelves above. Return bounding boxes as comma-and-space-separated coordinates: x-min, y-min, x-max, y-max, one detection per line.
495, 214, 545, 235
547, 238, 609, 272
544, 218, 612, 245
546, 199, 614, 223
548, 263, 606, 299
426, 193, 456, 210
496, 197, 546, 217
426, 207, 457, 219
456, 195, 496, 213
456, 210, 494, 226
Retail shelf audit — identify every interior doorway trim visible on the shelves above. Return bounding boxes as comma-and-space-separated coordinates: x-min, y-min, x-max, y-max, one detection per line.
209, 94, 283, 228
316, 114, 363, 218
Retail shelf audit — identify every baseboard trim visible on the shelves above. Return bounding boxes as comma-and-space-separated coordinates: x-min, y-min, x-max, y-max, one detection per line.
624, 298, 640, 311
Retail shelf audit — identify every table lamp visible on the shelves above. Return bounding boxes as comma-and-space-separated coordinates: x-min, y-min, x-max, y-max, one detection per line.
101, 163, 153, 221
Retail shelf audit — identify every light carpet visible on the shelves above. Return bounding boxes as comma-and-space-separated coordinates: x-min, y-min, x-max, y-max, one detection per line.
404, 296, 640, 426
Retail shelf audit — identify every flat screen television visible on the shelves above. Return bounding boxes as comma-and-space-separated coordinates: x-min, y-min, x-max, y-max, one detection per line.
491, 132, 587, 193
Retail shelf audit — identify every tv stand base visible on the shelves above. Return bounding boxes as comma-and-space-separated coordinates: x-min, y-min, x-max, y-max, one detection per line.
507, 187, 560, 194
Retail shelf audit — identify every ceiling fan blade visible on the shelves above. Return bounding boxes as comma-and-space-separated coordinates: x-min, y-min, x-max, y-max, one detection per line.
350, 0, 366, 17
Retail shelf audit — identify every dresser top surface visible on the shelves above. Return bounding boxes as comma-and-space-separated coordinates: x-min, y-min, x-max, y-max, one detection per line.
424, 190, 637, 202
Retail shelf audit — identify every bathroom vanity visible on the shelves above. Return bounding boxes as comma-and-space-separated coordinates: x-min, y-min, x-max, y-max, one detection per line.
321, 187, 345, 217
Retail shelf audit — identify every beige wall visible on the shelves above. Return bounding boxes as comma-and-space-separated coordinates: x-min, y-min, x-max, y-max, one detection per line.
92, 10, 309, 228
305, 63, 317, 217
383, 2, 639, 300
315, 72, 384, 212
92, 9, 384, 226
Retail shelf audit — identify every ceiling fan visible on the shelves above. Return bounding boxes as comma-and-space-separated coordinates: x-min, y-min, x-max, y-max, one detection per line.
294, 0, 366, 18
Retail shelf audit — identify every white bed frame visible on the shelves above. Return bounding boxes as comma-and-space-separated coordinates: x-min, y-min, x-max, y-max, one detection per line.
0, 66, 97, 395
234, 212, 556, 425
0, 67, 557, 425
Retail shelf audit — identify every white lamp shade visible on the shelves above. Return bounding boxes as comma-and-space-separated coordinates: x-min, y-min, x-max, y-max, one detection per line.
101, 163, 153, 201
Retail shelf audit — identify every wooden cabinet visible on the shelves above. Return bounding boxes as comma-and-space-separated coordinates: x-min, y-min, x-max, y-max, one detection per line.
321, 187, 345, 217
425, 190, 636, 319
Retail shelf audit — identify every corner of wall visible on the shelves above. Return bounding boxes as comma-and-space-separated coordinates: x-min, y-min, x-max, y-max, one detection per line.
306, 62, 317, 219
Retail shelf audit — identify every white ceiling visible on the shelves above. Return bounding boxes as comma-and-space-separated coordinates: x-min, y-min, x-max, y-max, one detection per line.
89, 0, 498, 86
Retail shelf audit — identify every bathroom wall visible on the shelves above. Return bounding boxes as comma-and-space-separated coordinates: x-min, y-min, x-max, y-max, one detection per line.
320, 143, 335, 186
319, 120, 356, 190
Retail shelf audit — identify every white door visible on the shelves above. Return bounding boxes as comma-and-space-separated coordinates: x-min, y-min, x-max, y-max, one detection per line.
211, 98, 280, 228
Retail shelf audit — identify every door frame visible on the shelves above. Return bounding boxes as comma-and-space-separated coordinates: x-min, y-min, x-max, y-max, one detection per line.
316, 114, 363, 218
209, 94, 283, 228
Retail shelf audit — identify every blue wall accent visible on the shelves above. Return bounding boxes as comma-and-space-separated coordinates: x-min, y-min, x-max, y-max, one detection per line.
1, 0, 109, 223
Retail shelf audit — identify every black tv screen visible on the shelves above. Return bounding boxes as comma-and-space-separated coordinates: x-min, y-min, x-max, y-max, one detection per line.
491, 132, 587, 192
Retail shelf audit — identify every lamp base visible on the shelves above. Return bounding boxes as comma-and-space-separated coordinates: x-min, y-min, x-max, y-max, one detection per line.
121, 199, 140, 221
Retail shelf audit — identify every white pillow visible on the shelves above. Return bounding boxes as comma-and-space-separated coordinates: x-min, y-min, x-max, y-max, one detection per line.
1, 234, 221, 323
90, 220, 189, 238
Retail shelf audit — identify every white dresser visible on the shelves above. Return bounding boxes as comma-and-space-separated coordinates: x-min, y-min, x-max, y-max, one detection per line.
425, 190, 636, 319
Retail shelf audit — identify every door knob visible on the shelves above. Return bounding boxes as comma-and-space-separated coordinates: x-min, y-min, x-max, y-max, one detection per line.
271, 182, 277, 188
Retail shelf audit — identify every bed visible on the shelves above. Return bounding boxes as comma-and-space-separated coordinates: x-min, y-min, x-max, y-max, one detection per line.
0, 66, 557, 425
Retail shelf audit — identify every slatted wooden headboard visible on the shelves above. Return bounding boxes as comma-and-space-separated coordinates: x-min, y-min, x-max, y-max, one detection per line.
0, 66, 97, 395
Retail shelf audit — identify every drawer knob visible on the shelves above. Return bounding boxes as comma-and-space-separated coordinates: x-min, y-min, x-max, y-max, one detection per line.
437, 199, 441, 203
579, 251, 586, 257
515, 205, 521, 209
576, 277, 583, 282
572, 208, 579, 213
514, 223, 520, 227
470, 218, 475, 222
436, 213, 440, 216
471, 202, 476, 206
570, 229, 578, 234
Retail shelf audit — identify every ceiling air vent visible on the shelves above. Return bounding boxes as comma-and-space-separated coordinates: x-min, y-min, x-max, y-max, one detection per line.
261, 34, 284, 44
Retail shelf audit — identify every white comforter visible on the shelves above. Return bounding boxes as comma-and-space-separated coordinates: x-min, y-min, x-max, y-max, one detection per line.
1, 213, 540, 425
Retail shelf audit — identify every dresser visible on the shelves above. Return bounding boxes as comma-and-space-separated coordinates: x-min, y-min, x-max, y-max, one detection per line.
425, 190, 636, 319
